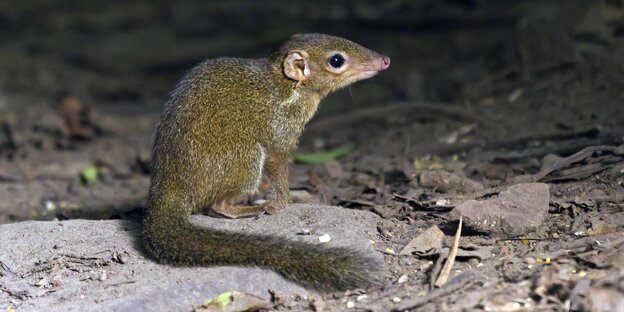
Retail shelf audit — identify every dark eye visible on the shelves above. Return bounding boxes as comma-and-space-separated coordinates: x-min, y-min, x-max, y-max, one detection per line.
328, 54, 345, 68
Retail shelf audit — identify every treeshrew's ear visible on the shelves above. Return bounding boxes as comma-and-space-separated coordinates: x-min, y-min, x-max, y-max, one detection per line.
283, 51, 311, 81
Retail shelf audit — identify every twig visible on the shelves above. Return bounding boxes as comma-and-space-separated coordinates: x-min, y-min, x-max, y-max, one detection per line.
435, 217, 462, 287
428, 185, 506, 204
104, 280, 137, 288
0, 260, 15, 278
526, 145, 624, 182
540, 162, 614, 182
552, 193, 624, 206
0, 284, 30, 300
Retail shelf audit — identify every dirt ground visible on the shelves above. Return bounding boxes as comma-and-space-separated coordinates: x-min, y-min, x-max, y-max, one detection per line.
1, 1, 623, 311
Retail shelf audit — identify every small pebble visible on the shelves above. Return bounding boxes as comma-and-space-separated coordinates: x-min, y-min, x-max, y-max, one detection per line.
318, 234, 331, 243
45, 201, 57, 211
435, 199, 451, 206
419, 261, 433, 271
99, 271, 107, 282
118, 254, 128, 264
397, 274, 408, 284
35, 278, 48, 287
346, 301, 355, 308
399, 258, 413, 266
310, 296, 326, 312
392, 297, 402, 303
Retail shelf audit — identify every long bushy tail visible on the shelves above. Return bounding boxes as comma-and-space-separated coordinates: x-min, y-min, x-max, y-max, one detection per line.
143, 197, 380, 291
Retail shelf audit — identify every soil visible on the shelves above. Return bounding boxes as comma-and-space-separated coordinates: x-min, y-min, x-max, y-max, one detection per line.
1, 1, 623, 311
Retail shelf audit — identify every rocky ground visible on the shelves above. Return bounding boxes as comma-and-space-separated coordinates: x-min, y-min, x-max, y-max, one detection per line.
1, 1, 623, 311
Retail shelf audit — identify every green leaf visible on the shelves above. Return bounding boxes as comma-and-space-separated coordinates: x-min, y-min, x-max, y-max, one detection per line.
80, 165, 98, 184
294, 144, 355, 164
201, 291, 233, 309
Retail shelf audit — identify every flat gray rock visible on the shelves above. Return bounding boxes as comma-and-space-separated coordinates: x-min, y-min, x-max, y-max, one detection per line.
0, 204, 382, 311
449, 183, 550, 236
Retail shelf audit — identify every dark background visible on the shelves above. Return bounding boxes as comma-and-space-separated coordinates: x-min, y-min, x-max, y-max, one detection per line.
2, 0, 615, 113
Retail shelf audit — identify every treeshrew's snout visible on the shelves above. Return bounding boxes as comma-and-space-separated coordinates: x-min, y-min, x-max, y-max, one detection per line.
380, 55, 391, 71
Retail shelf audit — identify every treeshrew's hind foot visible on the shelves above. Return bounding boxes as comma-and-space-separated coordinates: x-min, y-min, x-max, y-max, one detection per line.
211, 200, 286, 218
261, 200, 287, 215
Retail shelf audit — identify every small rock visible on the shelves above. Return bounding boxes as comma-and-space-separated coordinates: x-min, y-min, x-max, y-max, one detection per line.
449, 183, 550, 236
35, 278, 48, 287
99, 271, 107, 282
397, 274, 408, 284
318, 234, 331, 243
309, 296, 327, 312
588, 286, 624, 312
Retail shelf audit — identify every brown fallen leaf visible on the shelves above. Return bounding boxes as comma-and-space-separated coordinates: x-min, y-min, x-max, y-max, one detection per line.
59, 95, 96, 139
399, 225, 445, 256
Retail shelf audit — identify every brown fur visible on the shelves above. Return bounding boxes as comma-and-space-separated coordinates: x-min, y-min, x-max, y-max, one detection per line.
144, 33, 390, 290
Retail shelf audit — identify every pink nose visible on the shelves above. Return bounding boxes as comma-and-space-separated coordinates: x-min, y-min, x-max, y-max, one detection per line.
380, 55, 391, 70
